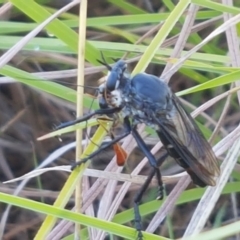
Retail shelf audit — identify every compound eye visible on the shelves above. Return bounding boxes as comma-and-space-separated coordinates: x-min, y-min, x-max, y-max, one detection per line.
106, 73, 119, 91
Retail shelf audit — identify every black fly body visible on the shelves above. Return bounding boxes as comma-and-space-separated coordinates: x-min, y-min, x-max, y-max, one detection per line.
56, 59, 220, 239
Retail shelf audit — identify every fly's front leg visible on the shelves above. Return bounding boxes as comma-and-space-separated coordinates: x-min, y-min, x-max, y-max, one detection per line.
55, 107, 121, 130
72, 117, 132, 169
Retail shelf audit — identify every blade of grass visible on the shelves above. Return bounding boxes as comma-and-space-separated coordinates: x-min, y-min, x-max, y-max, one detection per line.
193, 0, 240, 14
179, 69, 240, 95
9, 0, 101, 64
0, 0, 79, 68
74, 0, 87, 238
0, 192, 168, 240
132, 0, 190, 74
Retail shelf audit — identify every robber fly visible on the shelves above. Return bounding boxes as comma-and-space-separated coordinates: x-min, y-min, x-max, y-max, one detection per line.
56, 59, 220, 239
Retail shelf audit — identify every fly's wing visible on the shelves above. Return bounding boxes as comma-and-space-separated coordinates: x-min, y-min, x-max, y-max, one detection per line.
156, 93, 220, 186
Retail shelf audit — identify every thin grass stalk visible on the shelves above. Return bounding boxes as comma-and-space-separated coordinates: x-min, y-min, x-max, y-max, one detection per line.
74, 0, 87, 239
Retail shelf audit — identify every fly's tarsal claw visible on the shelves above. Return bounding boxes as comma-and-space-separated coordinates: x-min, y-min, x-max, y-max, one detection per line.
156, 185, 164, 200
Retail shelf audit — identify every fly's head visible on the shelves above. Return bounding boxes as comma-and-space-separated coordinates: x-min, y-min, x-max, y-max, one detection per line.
97, 59, 128, 109
106, 60, 127, 91
97, 58, 127, 91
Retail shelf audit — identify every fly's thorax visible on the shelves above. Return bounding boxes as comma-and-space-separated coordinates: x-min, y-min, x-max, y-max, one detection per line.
119, 86, 173, 129
130, 73, 172, 107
